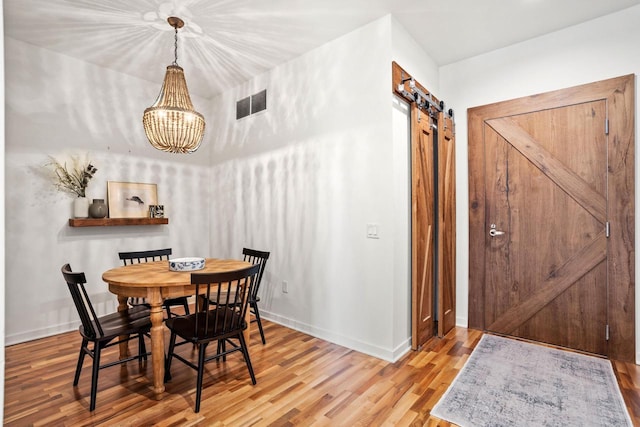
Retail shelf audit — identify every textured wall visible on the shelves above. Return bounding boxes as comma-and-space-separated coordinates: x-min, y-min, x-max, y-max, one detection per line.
204, 16, 431, 360
5, 37, 212, 344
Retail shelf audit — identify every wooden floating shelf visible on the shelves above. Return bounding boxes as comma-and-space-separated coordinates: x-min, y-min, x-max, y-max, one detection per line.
68, 218, 169, 227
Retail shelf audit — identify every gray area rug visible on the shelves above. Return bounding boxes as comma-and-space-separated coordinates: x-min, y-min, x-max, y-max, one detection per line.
431, 334, 632, 426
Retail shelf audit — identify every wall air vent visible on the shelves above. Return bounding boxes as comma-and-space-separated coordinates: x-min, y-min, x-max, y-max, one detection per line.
236, 96, 250, 120
251, 89, 267, 114
236, 89, 267, 120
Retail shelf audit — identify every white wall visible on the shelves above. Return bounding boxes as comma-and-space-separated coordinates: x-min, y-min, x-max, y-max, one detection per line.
205, 16, 421, 361
4, 37, 213, 344
391, 15, 440, 96
440, 5, 640, 362
0, 0, 6, 419
390, 96, 411, 356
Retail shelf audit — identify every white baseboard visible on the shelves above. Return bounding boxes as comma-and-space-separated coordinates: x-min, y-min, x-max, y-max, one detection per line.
261, 310, 411, 362
456, 316, 468, 328
6, 313, 410, 363
392, 338, 413, 361
6, 321, 78, 347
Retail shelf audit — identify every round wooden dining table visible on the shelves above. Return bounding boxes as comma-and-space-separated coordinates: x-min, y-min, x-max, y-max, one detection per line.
102, 257, 252, 397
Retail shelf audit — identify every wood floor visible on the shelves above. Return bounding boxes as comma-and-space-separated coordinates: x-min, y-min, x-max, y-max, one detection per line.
4, 321, 640, 426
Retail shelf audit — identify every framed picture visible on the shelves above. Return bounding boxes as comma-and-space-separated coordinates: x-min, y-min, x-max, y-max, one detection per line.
107, 181, 158, 218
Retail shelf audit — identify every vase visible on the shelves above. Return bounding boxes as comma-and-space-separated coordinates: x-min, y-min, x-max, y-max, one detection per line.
89, 199, 107, 218
73, 197, 89, 218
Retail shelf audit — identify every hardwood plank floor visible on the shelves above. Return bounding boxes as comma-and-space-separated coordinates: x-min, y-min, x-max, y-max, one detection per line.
4, 321, 639, 426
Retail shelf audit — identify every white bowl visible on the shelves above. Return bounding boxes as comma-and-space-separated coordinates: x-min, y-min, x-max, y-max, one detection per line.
169, 257, 205, 271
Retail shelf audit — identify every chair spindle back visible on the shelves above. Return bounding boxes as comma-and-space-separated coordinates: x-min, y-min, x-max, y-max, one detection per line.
118, 248, 172, 265
61, 264, 103, 338
242, 248, 270, 301
191, 264, 260, 338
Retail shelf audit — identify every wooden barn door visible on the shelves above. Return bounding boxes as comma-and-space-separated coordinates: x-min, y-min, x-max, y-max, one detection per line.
468, 75, 635, 361
393, 62, 456, 349
411, 105, 435, 347
437, 112, 456, 337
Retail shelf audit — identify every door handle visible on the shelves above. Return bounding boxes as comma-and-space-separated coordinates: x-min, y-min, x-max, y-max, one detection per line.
489, 224, 505, 237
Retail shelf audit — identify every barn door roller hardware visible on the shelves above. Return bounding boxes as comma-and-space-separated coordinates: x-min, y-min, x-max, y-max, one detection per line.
396, 76, 454, 119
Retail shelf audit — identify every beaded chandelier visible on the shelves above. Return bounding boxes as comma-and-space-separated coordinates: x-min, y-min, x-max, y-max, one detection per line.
143, 17, 205, 153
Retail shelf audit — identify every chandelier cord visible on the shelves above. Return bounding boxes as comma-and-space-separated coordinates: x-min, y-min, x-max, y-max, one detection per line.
172, 26, 178, 65
173, 26, 179, 66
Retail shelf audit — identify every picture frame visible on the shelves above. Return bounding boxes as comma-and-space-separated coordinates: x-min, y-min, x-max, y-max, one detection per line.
107, 181, 158, 218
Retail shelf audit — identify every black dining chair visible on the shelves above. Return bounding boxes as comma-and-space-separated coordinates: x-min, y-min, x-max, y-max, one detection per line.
204, 248, 270, 344
165, 264, 261, 413
118, 248, 190, 318
61, 264, 151, 411
240, 248, 270, 344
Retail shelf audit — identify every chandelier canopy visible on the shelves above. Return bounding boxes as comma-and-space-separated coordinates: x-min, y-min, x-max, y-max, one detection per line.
143, 17, 205, 154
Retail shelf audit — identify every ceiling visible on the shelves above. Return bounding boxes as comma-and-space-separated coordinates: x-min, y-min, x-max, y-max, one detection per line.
5, 0, 640, 99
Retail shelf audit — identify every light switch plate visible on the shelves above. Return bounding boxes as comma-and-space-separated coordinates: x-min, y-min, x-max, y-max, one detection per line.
366, 223, 380, 239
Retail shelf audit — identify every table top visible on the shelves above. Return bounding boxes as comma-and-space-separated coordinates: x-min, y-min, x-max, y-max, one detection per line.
102, 258, 252, 288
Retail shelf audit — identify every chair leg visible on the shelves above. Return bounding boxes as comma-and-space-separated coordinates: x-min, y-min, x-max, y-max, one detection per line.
252, 302, 266, 345
138, 333, 147, 361
194, 342, 208, 413
238, 333, 256, 385
89, 343, 102, 411
73, 338, 88, 386
166, 332, 178, 377
216, 340, 222, 359
182, 297, 190, 315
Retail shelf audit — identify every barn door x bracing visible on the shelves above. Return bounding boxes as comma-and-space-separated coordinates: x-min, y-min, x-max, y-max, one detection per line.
468, 75, 635, 361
